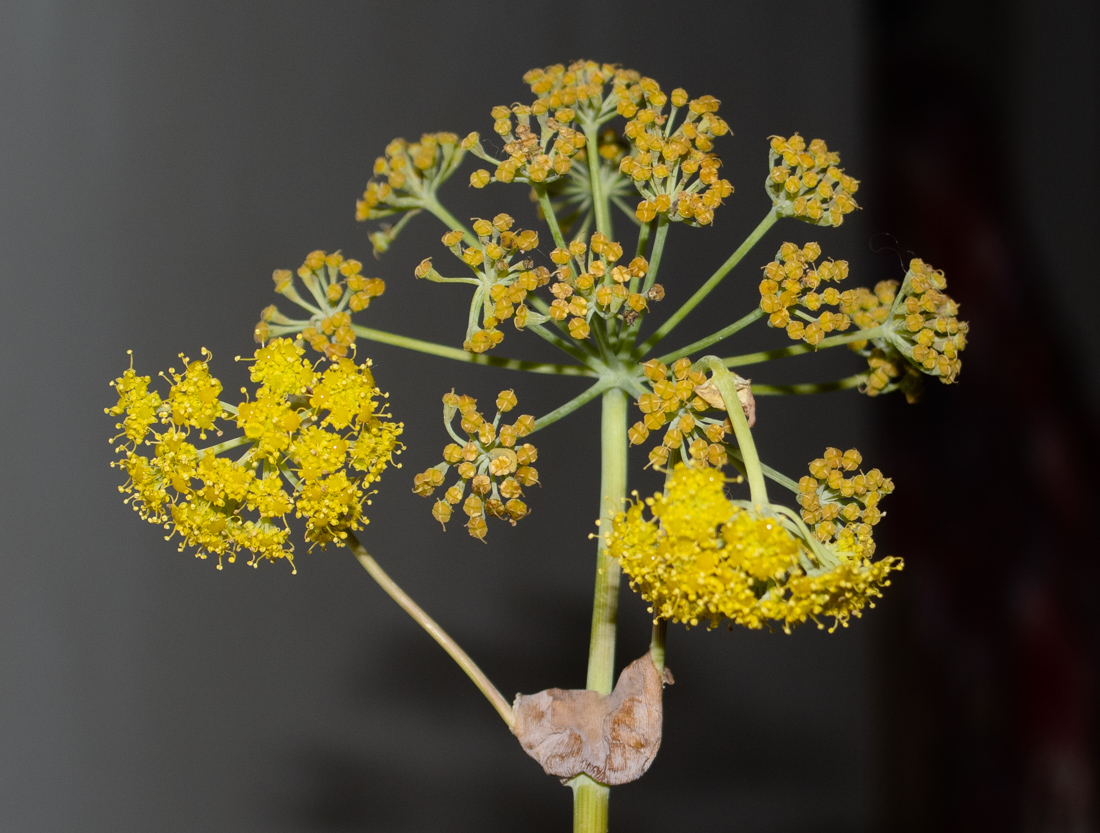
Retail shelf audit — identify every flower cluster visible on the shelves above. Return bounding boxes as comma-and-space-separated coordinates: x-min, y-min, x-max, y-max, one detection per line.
355, 133, 465, 253
421, 215, 548, 354
759, 242, 853, 344
619, 84, 734, 227
107, 340, 403, 569
465, 105, 586, 188
546, 233, 653, 337
628, 359, 735, 469
846, 258, 969, 395
606, 464, 901, 632
255, 250, 385, 360
766, 134, 859, 227
413, 390, 538, 540
797, 447, 893, 560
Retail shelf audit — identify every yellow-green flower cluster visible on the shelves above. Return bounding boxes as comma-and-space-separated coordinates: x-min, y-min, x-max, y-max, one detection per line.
797, 448, 893, 560
413, 390, 538, 540
422, 214, 548, 354
107, 340, 403, 570
546, 232, 652, 338
465, 105, 585, 188
256, 250, 385, 360
627, 358, 732, 469
606, 464, 901, 632
619, 85, 734, 227
766, 134, 859, 227
846, 258, 969, 394
759, 242, 853, 345
355, 133, 465, 253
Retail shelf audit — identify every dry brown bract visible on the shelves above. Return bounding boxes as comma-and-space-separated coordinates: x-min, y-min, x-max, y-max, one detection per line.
512, 654, 673, 785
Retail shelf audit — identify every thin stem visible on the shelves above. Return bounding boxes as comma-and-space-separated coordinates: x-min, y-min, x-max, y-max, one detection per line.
640, 218, 669, 296
352, 325, 594, 376
722, 325, 885, 369
656, 308, 764, 365
524, 322, 597, 366
535, 184, 566, 251
582, 124, 612, 237
649, 619, 667, 674
423, 198, 478, 248
196, 434, 248, 458
347, 532, 514, 728
639, 209, 777, 355
698, 356, 768, 506
532, 380, 609, 432
751, 374, 864, 395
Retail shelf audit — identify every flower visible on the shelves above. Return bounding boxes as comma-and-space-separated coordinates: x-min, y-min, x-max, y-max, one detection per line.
766, 134, 859, 226
413, 389, 538, 539
356, 133, 466, 253
758, 241, 853, 344
607, 463, 901, 632
620, 84, 734, 227
254, 250, 385, 360
627, 358, 732, 470
107, 340, 402, 570
843, 257, 970, 397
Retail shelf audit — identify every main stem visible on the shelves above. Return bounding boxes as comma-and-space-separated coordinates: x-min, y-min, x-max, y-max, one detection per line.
574, 386, 628, 832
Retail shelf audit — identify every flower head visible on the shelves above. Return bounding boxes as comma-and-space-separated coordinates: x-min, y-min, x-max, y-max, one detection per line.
356, 133, 465, 253
758, 242, 854, 344
413, 389, 538, 540
107, 340, 402, 570
766, 134, 859, 226
607, 463, 901, 632
844, 258, 970, 397
627, 358, 738, 470
254, 250, 385, 360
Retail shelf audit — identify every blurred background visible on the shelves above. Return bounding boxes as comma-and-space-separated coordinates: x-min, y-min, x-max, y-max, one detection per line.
1, 2, 1096, 831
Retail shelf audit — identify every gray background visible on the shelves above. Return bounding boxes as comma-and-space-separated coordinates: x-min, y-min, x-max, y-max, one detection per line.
1, 2, 1095, 831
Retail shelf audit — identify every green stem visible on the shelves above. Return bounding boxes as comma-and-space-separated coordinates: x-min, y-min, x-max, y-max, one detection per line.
352, 325, 594, 376
656, 308, 764, 365
751, 374, 864, 395
698, 357, 768, 506
571, 777, 609, 833
640, 218, 669, 296
649, 619, 667, 674
531, 380, 609, 432
423, 198, 478, 248
347, 532, 514, 728
722, 325, 885, 369
574, 386, 628, 833
582, 124, 612, 237
639, 209, 777, 355
196, 435, 248, 458
525, 322, 597, 366
728, 449, 801, 494
535, 184, 567, 250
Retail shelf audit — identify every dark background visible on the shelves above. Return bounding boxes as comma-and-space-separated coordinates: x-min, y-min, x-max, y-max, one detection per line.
1, 2, 1096, 831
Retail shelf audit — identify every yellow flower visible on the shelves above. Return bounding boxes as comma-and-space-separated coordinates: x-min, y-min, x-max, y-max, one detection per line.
607, 463, 901, 632
766, 134, 859, 227
413, 390, 538, 539
107, 339, 403, 571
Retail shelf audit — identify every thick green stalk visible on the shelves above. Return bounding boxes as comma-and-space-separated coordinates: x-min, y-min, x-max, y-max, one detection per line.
574, 386, 628, 832
531, 380, 609, 432
423, 197, 478, 248
572, 777, 609, 833
352, 325, 594, 376
639, 209, 777, 355
649, 619, 667, 674
347, 532, 514, 728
